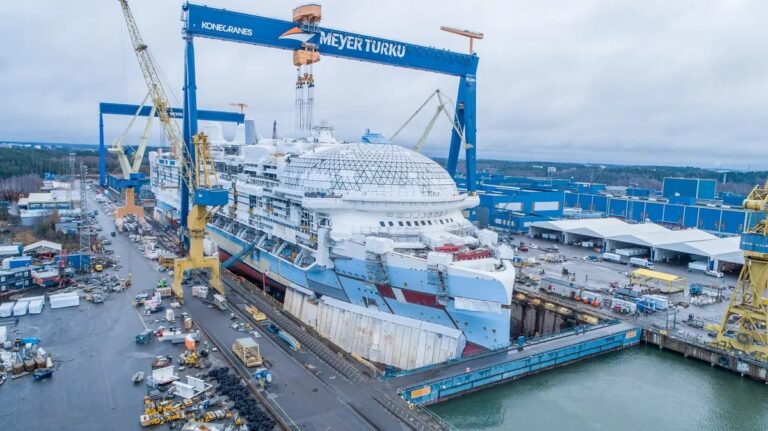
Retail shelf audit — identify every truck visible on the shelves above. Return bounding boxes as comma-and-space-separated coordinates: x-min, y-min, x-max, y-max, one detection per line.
704, 269, 724, 278
602, 252, 623, 264
629, 257, 654, 269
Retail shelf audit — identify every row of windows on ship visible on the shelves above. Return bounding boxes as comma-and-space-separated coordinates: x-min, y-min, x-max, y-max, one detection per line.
378, 217, 455, 228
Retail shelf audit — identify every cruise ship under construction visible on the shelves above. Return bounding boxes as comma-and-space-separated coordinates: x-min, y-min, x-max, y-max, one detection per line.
149, 124, 515, 370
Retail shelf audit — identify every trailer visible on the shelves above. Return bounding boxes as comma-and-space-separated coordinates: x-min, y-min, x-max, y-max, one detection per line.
629, 257, 654, 269
687, 261, 708, 273
232, 337, 263, 367
602, 252, 624, 264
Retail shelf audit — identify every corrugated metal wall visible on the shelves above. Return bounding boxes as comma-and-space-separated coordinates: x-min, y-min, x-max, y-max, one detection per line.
285, 288, 465, 370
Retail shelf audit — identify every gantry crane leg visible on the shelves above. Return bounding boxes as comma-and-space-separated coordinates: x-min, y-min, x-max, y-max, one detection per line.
171, 204, 224, 302
114, 188, 145, 223
714, 183, 768, 362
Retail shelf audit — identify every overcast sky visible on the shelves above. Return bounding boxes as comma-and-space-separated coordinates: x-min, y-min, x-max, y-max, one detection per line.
2, 0, 768, 169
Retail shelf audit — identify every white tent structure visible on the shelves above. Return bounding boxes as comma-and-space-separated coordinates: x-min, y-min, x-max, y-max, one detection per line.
530, 218, 742, 270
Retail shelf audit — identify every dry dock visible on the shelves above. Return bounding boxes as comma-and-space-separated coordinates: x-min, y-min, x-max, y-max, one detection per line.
387, 322, 640, 406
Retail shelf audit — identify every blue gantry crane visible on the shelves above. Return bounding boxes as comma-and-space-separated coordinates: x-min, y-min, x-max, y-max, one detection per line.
98, 103, 244, 190
98, 102, 243, 225
178, 2, 481, 229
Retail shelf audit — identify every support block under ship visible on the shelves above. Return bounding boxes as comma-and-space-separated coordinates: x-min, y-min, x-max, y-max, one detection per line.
150, 125, 515, 370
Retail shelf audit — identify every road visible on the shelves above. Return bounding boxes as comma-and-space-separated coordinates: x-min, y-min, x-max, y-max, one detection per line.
509, 233, 734, 339
96, 189, 427, 430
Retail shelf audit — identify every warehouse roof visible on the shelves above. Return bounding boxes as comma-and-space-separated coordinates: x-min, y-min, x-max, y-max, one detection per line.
530, 218, 632, 239
0, 245, 21, 257
531, 217, 743, 265
23, 240, 62, 254
655, 235, 739, 259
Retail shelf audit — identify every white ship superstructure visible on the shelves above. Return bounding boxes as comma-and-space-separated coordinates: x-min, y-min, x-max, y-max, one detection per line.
150, 124, 515, 369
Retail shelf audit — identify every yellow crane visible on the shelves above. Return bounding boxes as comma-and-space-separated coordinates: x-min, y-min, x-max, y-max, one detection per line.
714, 180, 768, 361
118, 0, 225, 302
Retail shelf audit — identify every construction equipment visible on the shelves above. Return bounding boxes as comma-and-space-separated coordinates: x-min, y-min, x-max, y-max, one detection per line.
253, 367, 273, 388
139, 414, 164, 427
244, 304, 267, 322
32, 368, 53, 381
108, 96, 154, 225
179, 350, 199, 367
229, 102, 248, 114
118, 0, 227, 302
135, 329, 154, 345
291, 5, 321, 130
390, 89, 466, 154
232, 337, 263, 367
714, 181, 768, 361
213, 294, 228, 311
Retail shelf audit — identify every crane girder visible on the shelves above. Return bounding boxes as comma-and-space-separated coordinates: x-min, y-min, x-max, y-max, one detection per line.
118, 0, 190, 189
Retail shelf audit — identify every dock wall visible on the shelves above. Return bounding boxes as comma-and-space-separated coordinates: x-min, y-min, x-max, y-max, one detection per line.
401, 325, 641, 406
642, 330, 768, 383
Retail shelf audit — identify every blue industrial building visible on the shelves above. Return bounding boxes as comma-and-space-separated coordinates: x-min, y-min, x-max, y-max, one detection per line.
662, 177, 716, 201
455, 176, 565, 233
455, 173, 754, 235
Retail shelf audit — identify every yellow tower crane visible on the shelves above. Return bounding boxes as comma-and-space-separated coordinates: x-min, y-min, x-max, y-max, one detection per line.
118, 0, 225, 302
714, 180, 768, 361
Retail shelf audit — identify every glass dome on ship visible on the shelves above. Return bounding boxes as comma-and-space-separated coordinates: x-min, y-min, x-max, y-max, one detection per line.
281, 143, 460, 200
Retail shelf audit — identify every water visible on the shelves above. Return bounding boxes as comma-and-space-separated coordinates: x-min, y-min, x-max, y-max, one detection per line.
430, 346, 768, 431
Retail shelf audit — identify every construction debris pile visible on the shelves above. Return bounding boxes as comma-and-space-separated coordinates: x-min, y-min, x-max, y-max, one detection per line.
207, 367, 274, 430
0, 336, 54, 385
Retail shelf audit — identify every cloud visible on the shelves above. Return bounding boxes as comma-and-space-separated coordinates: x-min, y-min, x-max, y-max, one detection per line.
1, 0, 767, 169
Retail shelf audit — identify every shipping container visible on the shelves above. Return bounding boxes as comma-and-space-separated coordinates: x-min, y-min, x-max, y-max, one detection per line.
49, 292, 80, 309
610, 297, 637, 314
0, 302, 14, 317
13, 301, 28, 316
28, 299, 44, 314
640, 294, 669, 310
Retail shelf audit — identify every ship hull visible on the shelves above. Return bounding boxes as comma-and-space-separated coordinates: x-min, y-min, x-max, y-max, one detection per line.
207, 223, 513, 351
